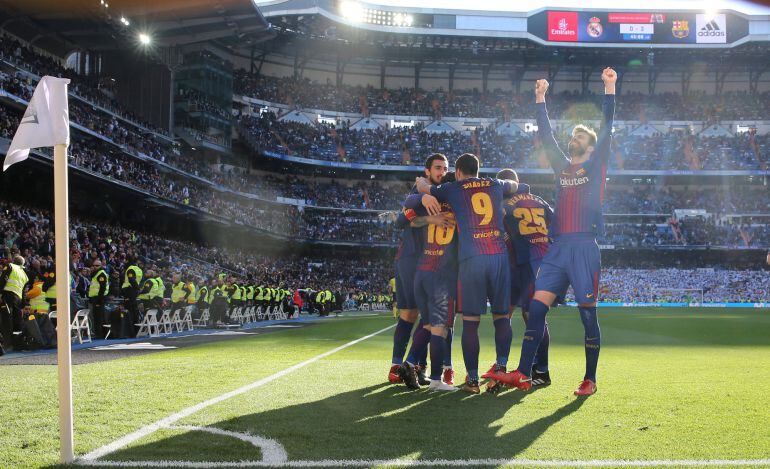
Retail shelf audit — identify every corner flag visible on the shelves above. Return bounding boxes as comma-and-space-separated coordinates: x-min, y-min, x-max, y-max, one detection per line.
3, 75, 75, 464
3, 76, 70, 171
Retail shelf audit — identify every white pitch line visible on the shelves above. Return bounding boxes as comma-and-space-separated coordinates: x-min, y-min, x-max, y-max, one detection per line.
75, 457, 770, 467
78, 323, 395, 463
167, 425, 287, 465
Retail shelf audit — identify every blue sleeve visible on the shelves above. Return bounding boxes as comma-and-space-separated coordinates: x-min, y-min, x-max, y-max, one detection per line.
516, 182, 530, 195
595, 94, 616, 165
395, 212, 410, 229
429, 183, 450, 202
536, 102, 570, 173
403, 194, 422, 210
495, 179, 516, 197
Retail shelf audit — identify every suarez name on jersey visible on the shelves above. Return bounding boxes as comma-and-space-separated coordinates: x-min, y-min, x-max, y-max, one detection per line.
430, 177, 515, 261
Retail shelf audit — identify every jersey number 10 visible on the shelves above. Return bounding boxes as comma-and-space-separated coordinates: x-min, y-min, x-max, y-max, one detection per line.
427, 214, 456, 246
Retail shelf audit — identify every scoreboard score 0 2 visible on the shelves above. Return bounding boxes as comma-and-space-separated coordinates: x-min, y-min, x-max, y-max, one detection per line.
528, 10, 749, 45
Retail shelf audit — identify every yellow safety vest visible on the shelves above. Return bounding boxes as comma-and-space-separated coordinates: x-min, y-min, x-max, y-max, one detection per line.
197, 286, 209, 303
121, 265, 143, 288
171, 281, 187, 303
232, 283, 241, 301
45, 279, 56, 300
4, 263, 28, 299
28, 281, 49, 312
187, 283, 197, 304
255, 286, 264, 301
88, 269, 109, 298
150, 278, 165, 299
138, 279, 153, 300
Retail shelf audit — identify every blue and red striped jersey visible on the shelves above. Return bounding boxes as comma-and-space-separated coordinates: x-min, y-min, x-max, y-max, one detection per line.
536, 94, 615, 237
402, 195, 458, 273
502, 184, 553, 266
430, 177, 515, 262
394, 188, 424, 262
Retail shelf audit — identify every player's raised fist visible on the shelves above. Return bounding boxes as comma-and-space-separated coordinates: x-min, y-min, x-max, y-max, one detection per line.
601, 67, 617, 84
535, 79, 549, 96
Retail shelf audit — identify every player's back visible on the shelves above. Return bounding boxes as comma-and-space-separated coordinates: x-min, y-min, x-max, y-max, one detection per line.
432, 177, 509, 262
503, 186, 553, 266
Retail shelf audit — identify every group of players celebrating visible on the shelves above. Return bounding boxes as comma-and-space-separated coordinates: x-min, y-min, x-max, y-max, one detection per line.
387, 68, 617, 396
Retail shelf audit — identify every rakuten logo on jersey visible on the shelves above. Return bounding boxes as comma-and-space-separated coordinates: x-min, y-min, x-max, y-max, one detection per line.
695, 14, 727, 43
548, 11, 579, 42
560, 175, 589, 187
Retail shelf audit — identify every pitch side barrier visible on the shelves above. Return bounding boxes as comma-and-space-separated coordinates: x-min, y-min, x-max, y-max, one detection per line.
566, 302, 770, 308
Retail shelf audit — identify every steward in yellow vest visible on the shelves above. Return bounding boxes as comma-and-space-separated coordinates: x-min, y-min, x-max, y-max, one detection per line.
87, 260, 110, 340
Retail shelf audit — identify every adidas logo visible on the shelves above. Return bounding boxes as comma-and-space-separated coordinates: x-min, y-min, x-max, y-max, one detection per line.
698, 20, 725, 37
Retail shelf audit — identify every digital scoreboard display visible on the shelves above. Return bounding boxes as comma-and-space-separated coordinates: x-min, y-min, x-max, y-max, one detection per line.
528, 10, 749, 45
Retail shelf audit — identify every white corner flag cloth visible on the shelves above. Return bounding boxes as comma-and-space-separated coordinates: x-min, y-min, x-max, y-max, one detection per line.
3, 76, 70, 171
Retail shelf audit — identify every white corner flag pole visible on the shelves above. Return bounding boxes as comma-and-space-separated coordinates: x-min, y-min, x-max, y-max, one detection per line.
3, 76, 74, 463
54, 141, 74, 463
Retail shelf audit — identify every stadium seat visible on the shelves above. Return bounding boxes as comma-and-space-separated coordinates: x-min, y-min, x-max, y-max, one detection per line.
136, 310, 161, 338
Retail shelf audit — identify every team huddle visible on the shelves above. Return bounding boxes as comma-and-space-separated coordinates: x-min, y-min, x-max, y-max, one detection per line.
388, 68, 617, 396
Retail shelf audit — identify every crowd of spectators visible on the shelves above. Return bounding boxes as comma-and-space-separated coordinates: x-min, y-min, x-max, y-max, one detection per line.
0, 38, 768, 250
4, 95, 770, 248
238, 112, 768, 170
2, 201, 764, 310
234, 70, 770, 122
0, 33, 170, 137
600, 217, 770, 248
598, 268, 768, 303
0, 200, 392, 301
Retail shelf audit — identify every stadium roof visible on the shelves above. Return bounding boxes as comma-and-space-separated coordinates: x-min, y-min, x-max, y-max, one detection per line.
337, 0, 770, 15
0, 0, 273, 56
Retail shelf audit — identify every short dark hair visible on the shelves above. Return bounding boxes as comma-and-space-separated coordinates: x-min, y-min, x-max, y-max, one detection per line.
441, 172, 456, 184
455, 153, 479, 177
496, 168, 519, 182
425, 153, 448, 169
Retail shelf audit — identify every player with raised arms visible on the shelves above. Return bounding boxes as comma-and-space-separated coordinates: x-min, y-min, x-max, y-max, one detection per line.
491, 68, 616, 396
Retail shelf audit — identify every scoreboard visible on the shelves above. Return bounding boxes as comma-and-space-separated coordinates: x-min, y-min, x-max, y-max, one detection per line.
528, 10, 750, 45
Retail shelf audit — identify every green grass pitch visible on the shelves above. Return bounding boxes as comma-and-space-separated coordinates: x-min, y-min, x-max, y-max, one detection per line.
1, 307, 769, 468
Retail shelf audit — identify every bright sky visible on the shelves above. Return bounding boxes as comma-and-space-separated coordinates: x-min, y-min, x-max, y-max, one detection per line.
296, 0, 770, 15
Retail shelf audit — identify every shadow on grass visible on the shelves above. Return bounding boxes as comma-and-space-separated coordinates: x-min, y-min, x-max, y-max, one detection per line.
81, 383, 587, 464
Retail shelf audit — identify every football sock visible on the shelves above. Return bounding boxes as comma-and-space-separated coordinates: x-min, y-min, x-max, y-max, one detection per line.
534, 321, 550, 373
406, 320, 430, 365
443, 327, 453, 367
517, 299, 548, 377
579, 306, 600, 382
461, 319, 480, 380
493, 317, 513, 367
391, 317, 414, 365
429, 334, 446, 380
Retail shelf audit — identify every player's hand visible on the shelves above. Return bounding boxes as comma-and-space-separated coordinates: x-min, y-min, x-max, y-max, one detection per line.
378, 211, 398, 223
421, 194, 441, 216
415, 176, 431, 195
535, 79, 549, 102
602, 67, 617, 94
601, 67, 617, 84
427, 213, 455, 229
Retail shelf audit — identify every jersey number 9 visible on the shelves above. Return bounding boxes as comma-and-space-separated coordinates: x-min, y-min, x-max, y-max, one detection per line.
471, 192, 494, 225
